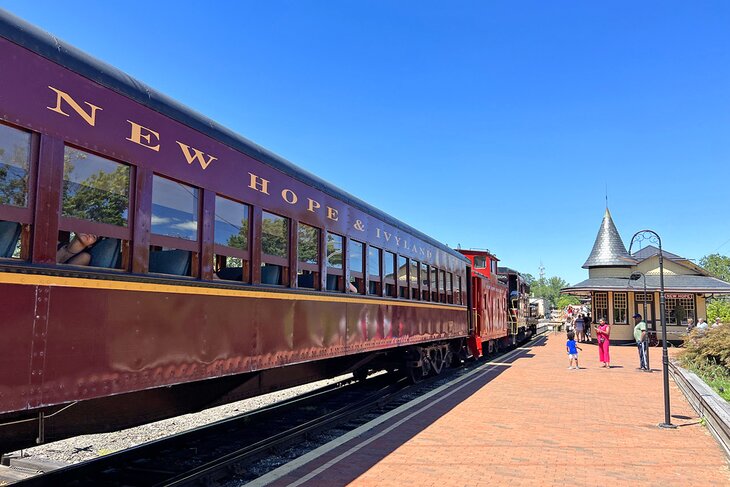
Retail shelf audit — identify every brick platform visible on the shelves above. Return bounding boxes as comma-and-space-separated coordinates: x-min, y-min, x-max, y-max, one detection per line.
256, 335, 730, 486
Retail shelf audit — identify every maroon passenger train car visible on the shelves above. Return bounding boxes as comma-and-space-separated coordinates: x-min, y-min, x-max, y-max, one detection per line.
0, 10, 470, 452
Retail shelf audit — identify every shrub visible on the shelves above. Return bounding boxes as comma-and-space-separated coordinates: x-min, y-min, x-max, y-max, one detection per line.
680, 325, 730, 370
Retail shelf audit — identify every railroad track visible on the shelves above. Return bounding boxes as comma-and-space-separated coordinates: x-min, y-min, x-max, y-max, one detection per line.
15, 332, 548, 486
13, 373, 406, 487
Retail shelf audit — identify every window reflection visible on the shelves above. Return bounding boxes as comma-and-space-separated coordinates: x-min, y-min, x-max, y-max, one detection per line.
326, 233, 343, 269
261, 211, 288, 257
62, 147, 130, 226
152, 175, 198, 240
349, 240, 363, 273
298, 224, 319, 264
214, 196, 248, 250
0, 124, 30, 208
384, 251, 395, 280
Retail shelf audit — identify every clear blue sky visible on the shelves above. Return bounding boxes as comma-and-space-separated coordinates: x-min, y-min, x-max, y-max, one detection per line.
4, 1, 729, 284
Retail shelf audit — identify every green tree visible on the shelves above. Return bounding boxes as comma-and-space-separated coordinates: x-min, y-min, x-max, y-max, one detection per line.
523, 273, 535, 287
531, 275, 571, 308
700, 253, 730, 283
556, 294, 580, 309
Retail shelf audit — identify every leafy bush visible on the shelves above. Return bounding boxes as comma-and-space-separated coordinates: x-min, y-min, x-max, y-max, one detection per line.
680, 325, 730, 370
680, 326, 730, 400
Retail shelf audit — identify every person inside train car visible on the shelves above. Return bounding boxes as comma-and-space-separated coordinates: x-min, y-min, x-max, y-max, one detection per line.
56, 232, 97, 265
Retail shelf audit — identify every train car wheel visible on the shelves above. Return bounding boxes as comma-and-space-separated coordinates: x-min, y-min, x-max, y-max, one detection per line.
430, 348, 444, 376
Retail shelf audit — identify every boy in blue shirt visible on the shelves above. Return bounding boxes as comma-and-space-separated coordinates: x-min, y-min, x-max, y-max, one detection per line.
566, 331, 582, 369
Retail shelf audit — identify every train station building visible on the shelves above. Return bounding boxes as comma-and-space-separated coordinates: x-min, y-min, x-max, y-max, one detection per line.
562, 209, 730, 342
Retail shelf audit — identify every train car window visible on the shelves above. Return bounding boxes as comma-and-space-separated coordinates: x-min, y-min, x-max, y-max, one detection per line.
58, 147, 131, 269
261, 211, 289, 286
430, 266, 438, 302
456, 275, 463, 305
421, 262, 430, 301
348, 239, 364, 294
297, 223, 319, 289
213, 195, 249, 282
397, 255, 408, 298
0, 123, 32, 260
367, 246, 382, 295
439, 269, 447, 303
410, 259, 420, 299
326, 232, 343, 291
384, 250, 396, 297
474, 255, 487, 269
447, 272, 454, 304
149, 175, 198, 276
491, 260, 497, 274
151, 175, 197, 240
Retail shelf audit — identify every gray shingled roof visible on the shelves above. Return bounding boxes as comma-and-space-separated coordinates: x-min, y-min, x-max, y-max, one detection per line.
564, 275, 730, 294
582, 208, 638, 269
631, 245, 683, 262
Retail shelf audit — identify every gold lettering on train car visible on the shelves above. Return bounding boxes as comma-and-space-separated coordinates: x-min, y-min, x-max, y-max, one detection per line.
382, 231, 392, 242
248, 173, 270, 195
353, 220, 365, 231
394, 236, 401, 246
307, 198, 320, 212
326, 207, 339, 221
281, 189, 298, 204
176, 142, 217, 169
46, 86, 102, 127
126, 120, 161, 151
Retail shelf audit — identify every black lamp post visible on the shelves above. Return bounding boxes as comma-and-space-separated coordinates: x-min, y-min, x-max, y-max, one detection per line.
629, 271, 649, 372
628, 230, 676, 429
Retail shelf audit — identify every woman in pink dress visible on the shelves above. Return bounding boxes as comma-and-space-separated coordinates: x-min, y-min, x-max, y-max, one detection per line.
596, 318, 611, 367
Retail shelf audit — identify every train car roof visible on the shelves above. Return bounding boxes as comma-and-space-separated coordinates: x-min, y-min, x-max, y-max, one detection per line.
0, 9, 468, 264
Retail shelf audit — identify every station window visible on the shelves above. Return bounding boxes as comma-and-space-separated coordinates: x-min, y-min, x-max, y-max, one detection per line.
297, 223, 319, 289
0, 123, 32, 261
410, 259, 420, 299
421, 262, 430, 301
446, 272, 454, 304
326, 232, 343, 291
594, 292, 608, 322
430, 266, 438, 302
368, 246, 382, 295
474, 255, 487, 269
213, 195, 249, 282
666, 296, 695, 326
58, 147, 131, 270
613, 292, 627, 324
384, 251, 397, 297
349, 239, 365, 294
261, 211, 289, 285
397, 255, 409, 298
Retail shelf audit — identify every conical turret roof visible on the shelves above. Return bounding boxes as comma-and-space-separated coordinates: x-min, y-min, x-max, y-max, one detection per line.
582, 208, 637, 269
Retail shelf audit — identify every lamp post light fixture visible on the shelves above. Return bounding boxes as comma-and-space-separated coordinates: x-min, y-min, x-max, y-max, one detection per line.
628, 229, 677, 429
629, 271, 650, 372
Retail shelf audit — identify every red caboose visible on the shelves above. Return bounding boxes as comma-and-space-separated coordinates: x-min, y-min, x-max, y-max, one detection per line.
457, 249, 508, 357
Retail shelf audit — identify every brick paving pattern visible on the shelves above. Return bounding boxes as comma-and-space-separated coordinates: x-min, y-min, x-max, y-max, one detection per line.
270, 334, 730, 486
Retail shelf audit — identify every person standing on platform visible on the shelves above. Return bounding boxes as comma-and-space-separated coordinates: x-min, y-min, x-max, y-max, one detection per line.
574, 314, 585, 342
633, 313, 648, 371
566, 331, 582, 370
596, 318, 611, 368
584, 314, 592, 342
